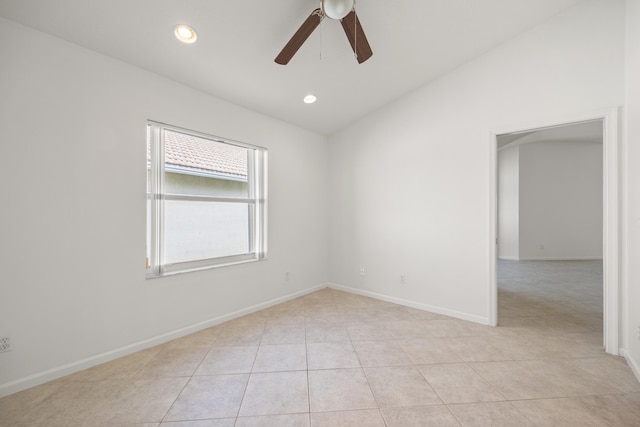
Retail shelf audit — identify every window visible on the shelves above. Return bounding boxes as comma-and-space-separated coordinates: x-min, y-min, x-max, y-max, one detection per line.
146, 121, 267, 277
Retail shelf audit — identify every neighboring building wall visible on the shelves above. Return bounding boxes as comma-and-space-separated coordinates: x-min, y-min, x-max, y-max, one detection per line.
146, 170, 248, 196
519, 141, 603, 260
498, 145, 520, 260
165, 172, 247, 197
146, 172, 251, 262
163, 173, 250, 263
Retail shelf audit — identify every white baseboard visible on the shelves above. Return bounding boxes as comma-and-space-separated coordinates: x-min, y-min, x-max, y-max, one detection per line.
497, 256, 520, 261
327, 282, 491, 326
517, 256, 603, 261
623, 350, 640, 385
0, 284, 326, 399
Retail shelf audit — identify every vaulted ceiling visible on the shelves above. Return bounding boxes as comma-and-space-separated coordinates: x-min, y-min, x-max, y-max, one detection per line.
0, 0, 586, 135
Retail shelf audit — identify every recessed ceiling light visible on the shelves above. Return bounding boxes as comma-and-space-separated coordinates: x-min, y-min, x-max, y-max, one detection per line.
303, 94, 317, 104
174, 24, 197, 44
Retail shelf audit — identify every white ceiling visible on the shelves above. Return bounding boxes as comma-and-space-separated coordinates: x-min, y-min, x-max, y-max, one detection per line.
0, 0, 586, 135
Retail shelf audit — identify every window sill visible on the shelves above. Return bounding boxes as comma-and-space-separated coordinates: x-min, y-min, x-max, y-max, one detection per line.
146, 257, 268, 279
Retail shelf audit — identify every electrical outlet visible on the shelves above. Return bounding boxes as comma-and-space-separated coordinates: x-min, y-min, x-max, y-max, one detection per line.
400, 275, 406, 284
359, 267, 365, 276
285, 271, 290, 282
0, 337, 10, 353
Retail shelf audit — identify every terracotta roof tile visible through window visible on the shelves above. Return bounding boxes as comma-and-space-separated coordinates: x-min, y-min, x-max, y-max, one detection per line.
148, 129, 248, 179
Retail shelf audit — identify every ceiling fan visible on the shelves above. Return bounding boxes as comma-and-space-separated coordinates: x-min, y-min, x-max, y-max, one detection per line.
275, 0, 373, 65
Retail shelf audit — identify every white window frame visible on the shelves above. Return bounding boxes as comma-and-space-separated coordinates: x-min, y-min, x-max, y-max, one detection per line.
146, 121, 267, 277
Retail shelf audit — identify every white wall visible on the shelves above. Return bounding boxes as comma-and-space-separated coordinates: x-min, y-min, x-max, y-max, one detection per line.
498, 140, 603, 261
0, 18, 329, 395
497, 146, 520, 260
519, 141, 603, 260
328, 0, 625, 322
624, 0, 640, 377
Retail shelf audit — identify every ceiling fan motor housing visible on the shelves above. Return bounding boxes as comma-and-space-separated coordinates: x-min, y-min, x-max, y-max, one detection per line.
322, 0, 354, 20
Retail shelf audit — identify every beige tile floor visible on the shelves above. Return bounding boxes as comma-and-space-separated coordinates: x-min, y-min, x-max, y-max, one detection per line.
1, 260, 639, 426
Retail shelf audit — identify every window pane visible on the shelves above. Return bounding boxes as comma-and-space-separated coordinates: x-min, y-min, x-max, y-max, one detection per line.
164, 200, 251, 264
146, 121, 266, 277
146, 126, 152, 268
146, 128, 151, 193
163, 129, 249, 198
146, 196, 151, 267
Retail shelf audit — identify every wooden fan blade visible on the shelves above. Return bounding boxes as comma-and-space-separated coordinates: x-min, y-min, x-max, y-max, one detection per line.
340, 10, 373, 64
275, 8, 322, 65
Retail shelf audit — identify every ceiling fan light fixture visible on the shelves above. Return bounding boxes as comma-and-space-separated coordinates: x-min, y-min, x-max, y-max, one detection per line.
322, 0, 354, 20
303, 94, 317, 104
174, 24, 197, 43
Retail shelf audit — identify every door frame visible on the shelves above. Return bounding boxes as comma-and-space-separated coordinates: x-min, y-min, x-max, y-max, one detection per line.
488, 107, 620, 355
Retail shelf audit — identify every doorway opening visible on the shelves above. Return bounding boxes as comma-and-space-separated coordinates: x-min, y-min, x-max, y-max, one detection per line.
489, 109, 619, 355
